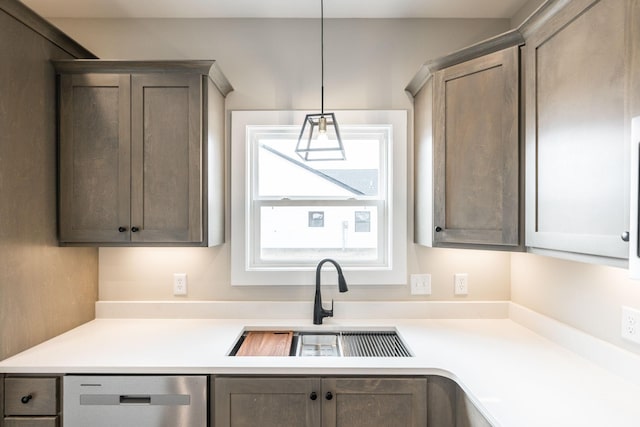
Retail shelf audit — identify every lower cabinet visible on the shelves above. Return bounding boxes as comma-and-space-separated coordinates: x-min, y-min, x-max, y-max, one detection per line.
0, 374, 489, 427
213, 376, 428, 427
428, 376, 492, 427
2, 376, 60, 427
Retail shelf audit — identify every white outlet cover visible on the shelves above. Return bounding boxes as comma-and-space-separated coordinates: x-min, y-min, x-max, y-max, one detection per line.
622, 306, 640, 344
173, 273, 188, 296
454, 273, 468, 295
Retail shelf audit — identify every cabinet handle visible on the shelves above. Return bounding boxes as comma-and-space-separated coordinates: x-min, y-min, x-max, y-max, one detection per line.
118, 226, 127, 232
435, 226, 443, 232
309, 392, 318, 401
21, 394, 33, 404
622, 231, 630, 242
131, 227, 140, 233
325, 391, 333, 401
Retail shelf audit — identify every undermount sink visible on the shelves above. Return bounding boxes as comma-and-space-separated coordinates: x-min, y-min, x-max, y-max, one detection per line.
296, 333, 342, 357
231, 329, 412, 357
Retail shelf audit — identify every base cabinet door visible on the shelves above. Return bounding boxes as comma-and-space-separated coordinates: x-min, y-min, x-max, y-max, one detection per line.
213, 376, 427, 427
427, 376, 492, 427
3, 417, 58, 427
321, 377, 427, 427
213, 377, 321, 427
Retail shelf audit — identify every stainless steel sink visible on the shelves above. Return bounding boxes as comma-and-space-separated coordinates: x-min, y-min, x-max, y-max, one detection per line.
296, 333, 342, 357
294, 331, 411, 357
231, 329, 412, 357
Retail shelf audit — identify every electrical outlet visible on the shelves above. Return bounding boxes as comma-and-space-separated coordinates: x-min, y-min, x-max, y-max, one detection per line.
410, 274, 432, 295
173, 273, 188, 296
622, 306, 640, 344
454, 273, 468, 295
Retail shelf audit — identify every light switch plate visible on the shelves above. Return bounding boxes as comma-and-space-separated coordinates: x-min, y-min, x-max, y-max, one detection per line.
410, 274, 431, 295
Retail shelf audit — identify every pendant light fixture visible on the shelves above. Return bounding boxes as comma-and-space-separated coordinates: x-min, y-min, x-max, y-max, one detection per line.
295, 0, 346, 161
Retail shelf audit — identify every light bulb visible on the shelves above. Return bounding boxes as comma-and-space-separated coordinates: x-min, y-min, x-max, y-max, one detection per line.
317, 116, 329, 142
317, 132, 329, 143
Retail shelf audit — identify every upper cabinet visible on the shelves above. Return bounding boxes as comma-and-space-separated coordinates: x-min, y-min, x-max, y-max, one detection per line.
409, 0, 638, 266
523, 0, 632, 264
54, 60, 232, 246
409, 31, 524, 250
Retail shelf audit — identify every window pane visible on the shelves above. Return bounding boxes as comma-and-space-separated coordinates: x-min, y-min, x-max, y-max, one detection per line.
232, 110, 407, 284
255, 132, 382, 198
259, 205, 379, 262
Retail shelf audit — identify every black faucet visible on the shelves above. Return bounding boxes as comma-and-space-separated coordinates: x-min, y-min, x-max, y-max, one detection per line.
313, 258, 349, 325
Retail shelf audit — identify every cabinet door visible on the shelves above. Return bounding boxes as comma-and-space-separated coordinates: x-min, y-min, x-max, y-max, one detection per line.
433, 46, 520, 248
524, 0, 630, 261
4, 417, 58, 427
130, 74, 203, 243
59, 73, 131, 243
321, 377, 427, 427
214, 377, 321, 427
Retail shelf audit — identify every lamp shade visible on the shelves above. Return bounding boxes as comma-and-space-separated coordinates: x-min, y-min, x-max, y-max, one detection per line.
295, 113, 346, 161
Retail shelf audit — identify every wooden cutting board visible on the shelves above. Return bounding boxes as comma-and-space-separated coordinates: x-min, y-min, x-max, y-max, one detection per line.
236, 331, 293, 356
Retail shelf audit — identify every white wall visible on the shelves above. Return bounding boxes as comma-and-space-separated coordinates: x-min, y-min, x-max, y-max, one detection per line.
511, 0, 547, 27
51, 17, 513, 302
511, 253, 640, 355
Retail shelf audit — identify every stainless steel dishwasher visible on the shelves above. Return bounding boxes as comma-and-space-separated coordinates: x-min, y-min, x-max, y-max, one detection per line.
63, 375, 207, 427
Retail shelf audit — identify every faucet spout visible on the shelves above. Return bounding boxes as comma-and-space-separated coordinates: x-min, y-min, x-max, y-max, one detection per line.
313, 258, 349, 325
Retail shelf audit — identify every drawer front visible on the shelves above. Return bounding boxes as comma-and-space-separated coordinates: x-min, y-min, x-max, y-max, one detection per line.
4, 378, 58, 416
4, 417, 59, 427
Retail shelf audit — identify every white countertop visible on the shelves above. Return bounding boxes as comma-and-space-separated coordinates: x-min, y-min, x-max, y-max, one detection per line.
1, 310, 640, 427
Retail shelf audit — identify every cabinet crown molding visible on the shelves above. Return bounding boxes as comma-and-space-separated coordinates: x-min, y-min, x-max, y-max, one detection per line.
52, 59, 233, 96
405, 29, 524, 97
1, 0, 95, 59
406, 0, 586, 97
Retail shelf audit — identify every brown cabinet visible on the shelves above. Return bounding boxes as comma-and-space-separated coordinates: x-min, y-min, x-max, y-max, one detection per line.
55, 60, 231, 246
322, 377, 427, 427
523, 0, 633, 263
410, 32, 524, 250
433, 46, 520, 248
214, 377, 321, 427
3, 376, 59, 427
213, 376, 427, 427
428, 376, 492, 427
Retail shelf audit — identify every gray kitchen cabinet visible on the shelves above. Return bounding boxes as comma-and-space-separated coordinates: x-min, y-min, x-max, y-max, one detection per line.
428, 376, 492, 427
214, 377, 321, 427
523, 0, 633, 264
409, 31, 524, 250
213, 376, 427, 427
3, 376, 60, 427
322, 377, 427, 427
55, 60, 231, 246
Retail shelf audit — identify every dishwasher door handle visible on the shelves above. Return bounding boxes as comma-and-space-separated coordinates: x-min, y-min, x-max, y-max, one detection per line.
120, 395, 151, 404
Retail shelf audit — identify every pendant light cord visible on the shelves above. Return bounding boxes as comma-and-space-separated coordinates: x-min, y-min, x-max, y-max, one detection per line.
321, 0, 324, 116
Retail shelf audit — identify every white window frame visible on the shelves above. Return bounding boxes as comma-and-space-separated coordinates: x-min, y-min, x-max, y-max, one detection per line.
231, 110, 407, 286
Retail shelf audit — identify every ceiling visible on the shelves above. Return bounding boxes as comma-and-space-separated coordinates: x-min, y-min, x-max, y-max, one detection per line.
21, 0, 531, 19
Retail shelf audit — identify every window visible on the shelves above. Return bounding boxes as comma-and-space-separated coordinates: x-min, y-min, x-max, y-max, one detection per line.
231, 111, 406, 285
